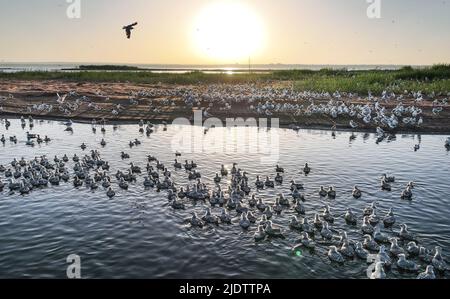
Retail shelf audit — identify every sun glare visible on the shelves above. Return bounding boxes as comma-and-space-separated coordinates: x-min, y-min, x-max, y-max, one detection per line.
193, 2, 265, 62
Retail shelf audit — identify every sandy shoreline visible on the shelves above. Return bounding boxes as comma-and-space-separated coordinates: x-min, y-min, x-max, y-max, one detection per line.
1, 79, 450, 134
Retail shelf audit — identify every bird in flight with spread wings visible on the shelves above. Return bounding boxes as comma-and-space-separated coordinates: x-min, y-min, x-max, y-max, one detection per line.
123, 22, 138, 39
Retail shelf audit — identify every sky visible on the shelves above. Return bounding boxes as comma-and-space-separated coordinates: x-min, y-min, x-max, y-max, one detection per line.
0, 0, 449, 65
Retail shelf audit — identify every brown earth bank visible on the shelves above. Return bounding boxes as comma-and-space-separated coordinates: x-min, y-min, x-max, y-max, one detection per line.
1, 79, 450, 134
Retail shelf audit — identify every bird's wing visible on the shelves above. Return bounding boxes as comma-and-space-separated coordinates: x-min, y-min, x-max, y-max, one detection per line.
123, 22, 137, 28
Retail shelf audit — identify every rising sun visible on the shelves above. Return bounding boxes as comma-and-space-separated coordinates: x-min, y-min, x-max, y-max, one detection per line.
193, 2, 265, 62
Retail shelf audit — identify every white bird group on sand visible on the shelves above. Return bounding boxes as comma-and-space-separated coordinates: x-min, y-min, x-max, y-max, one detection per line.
3, 83, 446, 134
132, 84, 445, 131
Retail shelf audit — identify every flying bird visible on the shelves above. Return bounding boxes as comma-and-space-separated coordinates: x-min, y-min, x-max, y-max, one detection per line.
123, 22, 138, 39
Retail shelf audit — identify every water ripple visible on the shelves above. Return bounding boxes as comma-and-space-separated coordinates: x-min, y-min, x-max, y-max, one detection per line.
0, 120, 449, 279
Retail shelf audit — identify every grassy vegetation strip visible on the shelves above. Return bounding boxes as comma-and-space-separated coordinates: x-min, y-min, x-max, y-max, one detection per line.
1, 65, 449, 95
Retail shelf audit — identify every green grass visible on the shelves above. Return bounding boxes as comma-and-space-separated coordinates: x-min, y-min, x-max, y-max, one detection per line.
293, 69, 450, 95
1, 64, 449, 95
0, 70, 271, 85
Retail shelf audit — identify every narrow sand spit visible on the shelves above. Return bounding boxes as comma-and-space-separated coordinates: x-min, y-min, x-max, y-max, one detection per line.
0, 79, 449, 133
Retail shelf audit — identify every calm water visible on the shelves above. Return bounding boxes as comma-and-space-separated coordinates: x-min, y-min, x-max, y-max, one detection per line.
0, 119, 449, 279
0, 63, 412, 73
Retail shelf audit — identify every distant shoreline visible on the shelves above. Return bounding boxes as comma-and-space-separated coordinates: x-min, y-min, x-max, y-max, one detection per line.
1, 63, 430, 73
61, 65, 273, 73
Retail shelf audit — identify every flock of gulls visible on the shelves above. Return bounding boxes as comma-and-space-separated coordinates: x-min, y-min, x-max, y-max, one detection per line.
176, 85, 448, 129
0, 115, 449, 280
2, 85, 448, 134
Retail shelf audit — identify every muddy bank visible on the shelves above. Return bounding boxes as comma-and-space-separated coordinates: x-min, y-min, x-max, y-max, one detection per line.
1, 79, 449, 134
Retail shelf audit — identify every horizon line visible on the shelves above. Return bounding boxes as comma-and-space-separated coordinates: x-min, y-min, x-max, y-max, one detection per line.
0, 61, 440, 67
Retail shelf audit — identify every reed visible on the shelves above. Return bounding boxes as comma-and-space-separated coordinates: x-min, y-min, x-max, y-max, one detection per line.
1, 65, 449, 95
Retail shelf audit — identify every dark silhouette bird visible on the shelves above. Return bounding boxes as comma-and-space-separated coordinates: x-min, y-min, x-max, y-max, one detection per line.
123, 22, 138, 39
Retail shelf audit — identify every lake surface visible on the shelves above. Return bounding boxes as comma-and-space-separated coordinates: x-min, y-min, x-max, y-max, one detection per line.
0, 119, 449, 279
0, 63, 410, 73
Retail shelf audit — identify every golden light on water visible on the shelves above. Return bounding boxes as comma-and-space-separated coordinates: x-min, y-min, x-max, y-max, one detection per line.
192, 2, 265, 62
